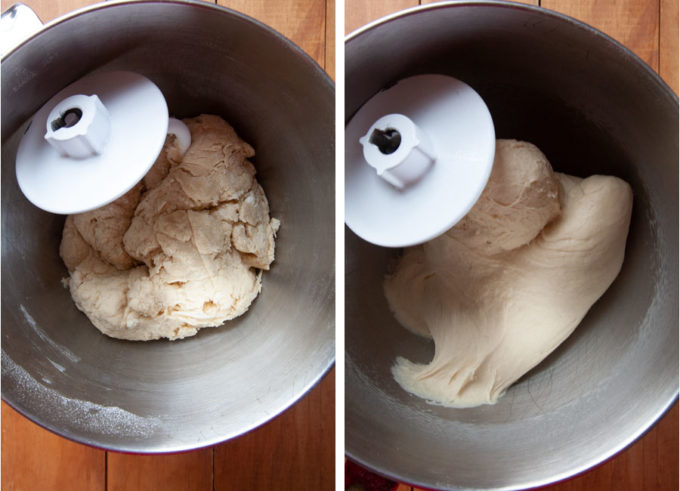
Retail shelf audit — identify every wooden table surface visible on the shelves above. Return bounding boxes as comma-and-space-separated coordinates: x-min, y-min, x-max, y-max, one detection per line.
346, 0, 678, 490
1, 1, 334, 490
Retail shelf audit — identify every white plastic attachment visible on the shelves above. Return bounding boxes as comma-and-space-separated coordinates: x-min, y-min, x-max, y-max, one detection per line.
345, 74, 496, 247
360, 113, 435, 189
16, 70, 169, 214
0, 3, 43, 57
168, 117, 191, 156
44, 94, 111, 158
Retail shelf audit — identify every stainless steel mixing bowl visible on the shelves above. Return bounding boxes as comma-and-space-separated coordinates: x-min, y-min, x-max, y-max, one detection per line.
2, 0, 334, 452
345, 2, 678, 489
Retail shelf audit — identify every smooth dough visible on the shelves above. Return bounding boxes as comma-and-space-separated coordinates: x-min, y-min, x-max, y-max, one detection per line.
384, 139, 632, 407
60, 114, 280, 341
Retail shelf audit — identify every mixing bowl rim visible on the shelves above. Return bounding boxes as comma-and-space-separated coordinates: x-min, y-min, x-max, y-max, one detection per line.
1, 0, 333, 89
2, 356, 335, 453
2, 0, 335, 453
345, 0, 678, 108
346, 367, 678, 491
345, 1, 678, 489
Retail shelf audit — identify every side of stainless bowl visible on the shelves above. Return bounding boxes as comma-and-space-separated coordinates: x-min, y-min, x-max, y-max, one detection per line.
346, 2, 678, 490
2, 0, 334, 452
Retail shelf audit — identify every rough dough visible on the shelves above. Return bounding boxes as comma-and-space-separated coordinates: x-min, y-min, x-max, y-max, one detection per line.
385, 140, 632, 407
60, 114, 280, 341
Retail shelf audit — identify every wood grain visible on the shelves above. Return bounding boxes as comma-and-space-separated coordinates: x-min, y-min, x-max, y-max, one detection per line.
534, 405, 679, 491
2, 1, 334, 490
14, 0, 98, 23
326, 0, 336, 79
405, 402, 677, 491
660, 0, 679, 94
107, 450, 213, 491
409, 401, 678, 491
1, 403, 106, 491
217, 0, 327, 68
214, 368, 335, 491
345, 0, 417, 34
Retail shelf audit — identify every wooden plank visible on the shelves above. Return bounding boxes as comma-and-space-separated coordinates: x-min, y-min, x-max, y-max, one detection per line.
326, 0, 336, 79
106, 450, 213, 491
14, 0, 96, 23
346, 0, 540, 36
345, 0, 418, 35
217, 0, 326, 68
1, 402, 106, 491
660, 0, 679, 94
214, 368, 335, 491
534, 403, 679, 491
19, 0, 214, 23
542, 0, 660, 71
653, 403, 680, 490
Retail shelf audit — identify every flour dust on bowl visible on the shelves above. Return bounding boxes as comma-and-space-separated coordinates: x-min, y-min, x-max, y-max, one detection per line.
2, 0, 334, 452
345, 2, 678, 490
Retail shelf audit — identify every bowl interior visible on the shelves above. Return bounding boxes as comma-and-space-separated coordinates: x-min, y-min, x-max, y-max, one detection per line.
2, 1, 334, 452
346, 3, 678, 490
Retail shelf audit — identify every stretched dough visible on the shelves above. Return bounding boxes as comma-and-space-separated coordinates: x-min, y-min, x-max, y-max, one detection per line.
60, 115, 279, 341
385, 140, 632, 407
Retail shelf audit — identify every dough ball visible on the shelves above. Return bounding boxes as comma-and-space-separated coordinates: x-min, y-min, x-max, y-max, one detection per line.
385, 139, 632, 407
60, 115, 279, 341
445, 140, 561, 255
